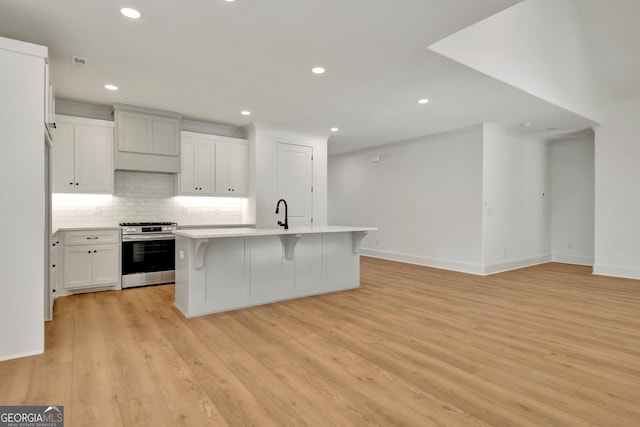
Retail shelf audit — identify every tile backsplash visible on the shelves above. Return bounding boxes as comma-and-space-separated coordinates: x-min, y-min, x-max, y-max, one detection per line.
52, 171, 246, 229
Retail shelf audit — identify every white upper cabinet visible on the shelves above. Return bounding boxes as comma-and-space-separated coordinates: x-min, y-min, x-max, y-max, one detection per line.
52, 115, 114, 194
116, 110, 180, 156
180, 132, 216, 195
179, 131, 247, 196
216, 140, 248, 195
113, 104, 182, 173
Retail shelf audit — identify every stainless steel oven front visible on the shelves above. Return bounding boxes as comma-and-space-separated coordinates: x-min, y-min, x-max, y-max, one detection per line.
120, 222, 177, 289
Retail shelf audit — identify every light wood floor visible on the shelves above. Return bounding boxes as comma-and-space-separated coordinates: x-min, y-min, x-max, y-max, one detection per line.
1, 258, 640, 426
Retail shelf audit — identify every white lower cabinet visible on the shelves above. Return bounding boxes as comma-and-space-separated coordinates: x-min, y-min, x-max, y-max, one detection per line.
62, 230, 120, 291
48, 236, 61, 320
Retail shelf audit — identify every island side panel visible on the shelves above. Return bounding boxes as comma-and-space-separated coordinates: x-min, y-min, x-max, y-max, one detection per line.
203, 236, 248, 309
174, 235, 193, 315
324, 232, 357, 290
248, 236, 287, 298
294, 233, 326, 290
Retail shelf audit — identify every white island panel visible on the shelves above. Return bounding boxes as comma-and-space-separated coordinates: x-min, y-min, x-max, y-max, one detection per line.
174, 226, 375, 317
249, 236, 286, 297
295, 234, 325, 290
204, 237, 247, 303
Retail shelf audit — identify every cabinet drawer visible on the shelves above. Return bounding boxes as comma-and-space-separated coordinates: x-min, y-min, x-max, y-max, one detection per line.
64, 230, 120, 245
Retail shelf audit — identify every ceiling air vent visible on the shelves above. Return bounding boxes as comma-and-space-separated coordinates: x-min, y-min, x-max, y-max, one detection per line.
71, 56, 88, 68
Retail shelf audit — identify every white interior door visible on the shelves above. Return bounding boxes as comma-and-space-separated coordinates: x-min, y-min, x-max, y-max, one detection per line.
276, 143, 313, 227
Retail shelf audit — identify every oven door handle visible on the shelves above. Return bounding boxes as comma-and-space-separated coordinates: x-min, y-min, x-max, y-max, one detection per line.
122, 234, 176, 242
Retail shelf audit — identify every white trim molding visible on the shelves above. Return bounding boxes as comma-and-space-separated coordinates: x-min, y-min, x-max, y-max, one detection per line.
593, 264, 640, 280
360, 248, 484, 275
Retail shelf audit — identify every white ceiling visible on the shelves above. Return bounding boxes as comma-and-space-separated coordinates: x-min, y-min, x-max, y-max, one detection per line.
1, 0, 638, 155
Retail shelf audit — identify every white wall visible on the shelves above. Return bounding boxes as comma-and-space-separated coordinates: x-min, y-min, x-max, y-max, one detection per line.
429, 0, 602, 123
248, 124, 328, 229
594, 96, 640, 279
482, 125, 551, 273
0, 39, 46, 361
52, 171, 245, 230
550, 134, 594, 265
328, 125, 484, 274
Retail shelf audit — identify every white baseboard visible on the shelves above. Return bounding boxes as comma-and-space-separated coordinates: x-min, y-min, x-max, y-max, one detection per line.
360, 248, 484, 275
551, 254, 594, 266
483, 255, 552, 275
0, 348, 44, 362
593, 264, 640, 280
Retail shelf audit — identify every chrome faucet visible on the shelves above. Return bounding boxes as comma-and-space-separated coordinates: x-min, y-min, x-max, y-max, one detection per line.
275, 199, 289, 230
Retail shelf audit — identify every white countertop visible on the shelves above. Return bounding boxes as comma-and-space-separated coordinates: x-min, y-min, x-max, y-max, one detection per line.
52, 223, 255, 236
52, 226, 121, 235
173, 226, 377, 239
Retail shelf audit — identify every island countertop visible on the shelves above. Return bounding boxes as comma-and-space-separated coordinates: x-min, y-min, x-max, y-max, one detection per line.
173, 225, 377, 239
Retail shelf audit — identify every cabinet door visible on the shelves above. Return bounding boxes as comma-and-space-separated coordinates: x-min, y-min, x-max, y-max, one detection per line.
92, 243, 120, 286
180, 136, 215, 195
51, 121, 76, 192
216, 142, 247, 195
215, 142, 230, 194
74, 124, 113, 193
194, 142, 215, 194
151, 117, 180, 156
63, 246, 93, 289
180, 138, 197, 194
118, 111, 149, 153
228, 143, 247, 195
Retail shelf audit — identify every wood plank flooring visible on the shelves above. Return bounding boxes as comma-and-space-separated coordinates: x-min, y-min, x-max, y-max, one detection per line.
1, 258, 640, 426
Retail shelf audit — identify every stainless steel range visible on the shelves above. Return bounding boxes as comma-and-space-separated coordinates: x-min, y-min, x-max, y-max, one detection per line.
120, 222, 178, 289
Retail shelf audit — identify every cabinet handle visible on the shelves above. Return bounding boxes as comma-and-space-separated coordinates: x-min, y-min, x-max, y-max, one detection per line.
87, 250, 91, 254
51, 123, 57, 129
75, 183, 79, 186
93, 250, 97, 253
69, 182, 73, 185
86, 237, 99, 240
52, 264, 56, 268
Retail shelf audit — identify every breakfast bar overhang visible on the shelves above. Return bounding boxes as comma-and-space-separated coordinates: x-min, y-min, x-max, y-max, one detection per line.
173, 226, 376, 318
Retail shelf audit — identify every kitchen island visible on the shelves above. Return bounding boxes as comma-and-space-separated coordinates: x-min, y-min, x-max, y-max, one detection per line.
173, 226, 375, 317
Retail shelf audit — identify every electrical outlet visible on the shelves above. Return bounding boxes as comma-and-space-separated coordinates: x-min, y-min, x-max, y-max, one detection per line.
95, 205, 102, 215
183, 205, 189, 214
504, 247, 508, 255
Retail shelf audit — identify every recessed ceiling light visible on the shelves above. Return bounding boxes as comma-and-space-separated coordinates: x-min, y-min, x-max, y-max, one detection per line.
241, 110, 251, 116
330, 127, 339, 132
312, 67, 325, 74
104, 84, 118, 91
520, 122, 531, 127
417, 98, 429, 104
224, 0, 236, 2
120, 8, 141, 19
